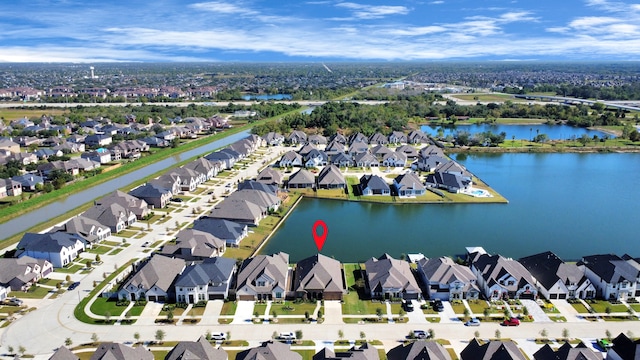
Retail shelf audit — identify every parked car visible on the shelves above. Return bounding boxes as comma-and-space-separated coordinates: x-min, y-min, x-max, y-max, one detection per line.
68, 281, 81, 290
465, 318, 481, 326
413, 330, 427, 339
597, 338, 613, 349
210, 332, 226, 341
279, 332, 296, 340
170, 197, 183, 202
502, 317, 520, 326
431, 300, 444, 312
4, 297, 23, 306
403, 300, 414, 312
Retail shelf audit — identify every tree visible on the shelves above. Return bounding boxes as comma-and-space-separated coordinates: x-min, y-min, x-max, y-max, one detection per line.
134, 332, 140, 344
155, 329, 166, 343
166, 308, 174, 322
226, 331, 231, 341
495, 329, 501, 340
205, 330, 212, 341
562, 328, 570, 341
86, 260, 92, 269
338, 330, 344, 340
104, 311, 111, 324
483, 308, 491, 320
578, 134, 590, 146
91, 333, 99, 344
7, 346, 13, 355
304, 311, 310, 322
540, 329, 548, 341
18, 346, 26, 356
376, 307, 384, 321
295, 330, 303, 342
64, 338, 72, 347
271, 309, 277, 322
254, 310, 259, 320
474, 330, 480, 339
523, 306, 529, 317
317, 310, 323, 320
428, 328, 435, 340
398, 308, 405, 320
95, 254, 101, 263
359, 331, 366, 341
605, 306, 612, 315
606, 329, 612, 340
272, 331, 278, 340
463, 308, 470, 320
65, 275, 71, 283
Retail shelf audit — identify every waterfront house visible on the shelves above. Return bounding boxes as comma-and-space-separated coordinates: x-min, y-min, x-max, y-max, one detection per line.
209, 199, 265, 226
460, 339, 526, 360
419, 145, 445, 158
387, 340, 452, 360
359, 174, 390, 196
161, 229, 226, 260
0, 256, 53, 292
184, 157, 219, 180
369, 132, 389, 145
396, 145, 419, 160
317, 165, 345, 190
365, 253, 421, 300
0, 178, 22, 198
389, 131, 408, 144
354, 152, 379, 168
169, 167, 204, 192
52, 215, 112, 245
304, 149, 329, 168
330, 152, 354, 167
192, 218, 248, 247
256, 167, 283, 186
81, 149, 111, 164
417, 257, 480, 301
348, 141, 369, 157
142, 136, 170, 148
68, 158, 101, 172
16, 232, 86, 268
149, 172, 181, 195
287, 168, 316, 189
263, 132, 285, 146
519, 251, 595, 300
434, 160, 472, 181
227, 189, 281, 212
308, 134, 328, 145
129, 183, 173, 209
382, 151, 407, 167
348, 132, 368, 144
279, 151, 304, 167
236, 341, 300, 360
11, 173, 44, 191
316, 343, 380, 360
393, 172, 426, 197
166, 336, 228, 360
533, 341, 601, 360
287, 130, 307, 145
175, 257, 236, 302
577, 254, 640, 300
238, 180, 278, 195
425, 172, 472, 193
370, 144, 394, 160
90, 343, 153, 360
118, 254, 185, 302
236, 252, 290, 301
408, 130, 430, 144
294, 254, 345, 300
205, 150, 237, 170
471, 253, 538, 300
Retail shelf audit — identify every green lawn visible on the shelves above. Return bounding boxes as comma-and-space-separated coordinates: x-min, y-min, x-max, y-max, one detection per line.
254, 303, 268, 316
220, 301, 237, 316
14, 285, 51, 299
269, 301, 319, 316
56, 264, 83, 274
588, 300, 628, 313
570, 302, 590, 313
109, 248, 123, 256
87, 245, 112, 255
90, 297, 128, 317
630, 304, 640, 312
467, 300, 491, 314
451, 302, 467, 315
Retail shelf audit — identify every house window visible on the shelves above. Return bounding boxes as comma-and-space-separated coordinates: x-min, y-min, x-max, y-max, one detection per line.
275, 292, 282, 298
257, 281, 265, 287
507, 280, 515, 286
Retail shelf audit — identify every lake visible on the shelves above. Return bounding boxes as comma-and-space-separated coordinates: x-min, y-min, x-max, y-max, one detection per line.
241, 94, 292, 101
421, 124, 613, 140
261, 153, 640, 262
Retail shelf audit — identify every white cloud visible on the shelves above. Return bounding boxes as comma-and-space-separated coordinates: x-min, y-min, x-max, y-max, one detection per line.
429, 1, 444, 4
335, 2, 410, 19
189, 1, 257, 15
569, 16, 621, 28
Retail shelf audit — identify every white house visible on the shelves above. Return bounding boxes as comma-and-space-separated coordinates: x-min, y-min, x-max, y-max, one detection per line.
16, 233, 86, 268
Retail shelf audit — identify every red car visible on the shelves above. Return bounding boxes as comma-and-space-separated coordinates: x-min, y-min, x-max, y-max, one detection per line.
502, 317, 520, 326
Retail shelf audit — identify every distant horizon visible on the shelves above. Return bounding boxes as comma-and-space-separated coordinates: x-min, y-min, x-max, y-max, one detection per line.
3, 1, 640, 63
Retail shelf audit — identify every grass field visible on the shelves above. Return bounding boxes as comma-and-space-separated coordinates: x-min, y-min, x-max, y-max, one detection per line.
451, 93, 524, 102
0, 108, 68, 120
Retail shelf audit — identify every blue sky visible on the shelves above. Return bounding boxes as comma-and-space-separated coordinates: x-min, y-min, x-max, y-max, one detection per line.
1, 0, 640, 62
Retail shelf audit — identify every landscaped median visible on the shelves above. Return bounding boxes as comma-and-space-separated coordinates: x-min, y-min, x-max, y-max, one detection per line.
74, 258, 137, 324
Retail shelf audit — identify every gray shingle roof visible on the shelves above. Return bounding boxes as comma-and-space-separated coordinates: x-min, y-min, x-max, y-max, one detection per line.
122, 255, 185, 293
165, 336, 228, 360
17, 232, 85, 253
387, 340, 452, 360
460, 339, 526, 360
236, 341, 301, 360
161, 229, 225, 260
287, 169, 315, 186
418, 257, 477, 292
359, 174, 390, 193
174, 257, 236, 289
365, 254, 420, 295
49, 346, 79, 360
237, 253, 289, 297
317, 165, 345, 186
294, 254, 344, 294
90, 342, 153, 360
192, 218, 246, 243
209, 199, 263, 223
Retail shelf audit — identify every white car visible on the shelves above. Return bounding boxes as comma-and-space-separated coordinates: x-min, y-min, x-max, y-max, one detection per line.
279, 332, 296, 340
210, 332, 226, 340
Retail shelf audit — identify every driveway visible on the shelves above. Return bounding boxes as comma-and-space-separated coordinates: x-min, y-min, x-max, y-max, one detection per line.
231, 301, 255, 324
135, 302, 164, 326
439, 301, 462, 324
521, 300, 551, 323
323, 301, 343, 325
406, 300, 428, 324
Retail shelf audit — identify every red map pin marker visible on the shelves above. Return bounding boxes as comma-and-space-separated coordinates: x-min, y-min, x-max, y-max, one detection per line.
312, 220, 328, 251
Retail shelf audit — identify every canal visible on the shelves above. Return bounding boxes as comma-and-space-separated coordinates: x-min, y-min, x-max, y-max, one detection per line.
0, 130, 251, 241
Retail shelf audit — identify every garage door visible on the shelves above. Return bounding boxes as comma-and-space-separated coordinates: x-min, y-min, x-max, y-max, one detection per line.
549, 294, 557, 299
559, 294, 567, 299
519, 293, 534, 300
148, 296, 156, 302
158, 296, 166, 302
